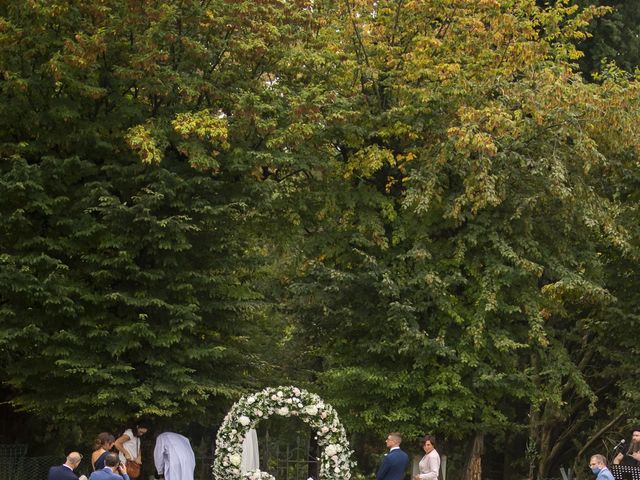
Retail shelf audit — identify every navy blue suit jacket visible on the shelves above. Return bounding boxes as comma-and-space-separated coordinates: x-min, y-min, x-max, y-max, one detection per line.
376, 448, 409, 480
48, 465, 78, 480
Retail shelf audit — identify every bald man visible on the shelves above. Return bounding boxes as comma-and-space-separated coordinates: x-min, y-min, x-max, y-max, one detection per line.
48, 452, 82, 480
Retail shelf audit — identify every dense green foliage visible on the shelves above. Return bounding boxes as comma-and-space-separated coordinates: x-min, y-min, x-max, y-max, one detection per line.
1, 0, 639, 479
576, 0, 640, 77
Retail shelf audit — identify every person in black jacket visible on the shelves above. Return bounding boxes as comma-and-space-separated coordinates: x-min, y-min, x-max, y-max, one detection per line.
613, 429, 640, 467
377, 432, 410, 480
48, 452, 83, 480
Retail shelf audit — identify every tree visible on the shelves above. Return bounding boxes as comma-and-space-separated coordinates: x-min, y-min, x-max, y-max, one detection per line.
0, 0, 305, 427
575, 0, 640, 78
266, 0, 640, 478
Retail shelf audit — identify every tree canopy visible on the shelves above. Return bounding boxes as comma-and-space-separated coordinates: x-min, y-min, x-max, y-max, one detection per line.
0, 0, 639, 478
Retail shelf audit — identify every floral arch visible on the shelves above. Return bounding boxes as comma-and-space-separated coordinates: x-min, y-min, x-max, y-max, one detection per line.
212, 386, 356, 480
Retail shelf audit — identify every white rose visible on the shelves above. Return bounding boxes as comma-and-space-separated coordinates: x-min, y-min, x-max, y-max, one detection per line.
255, 409, 263, 417
304, 405, 318, 416
247, 396, 256, 404
325, 445, 338, 456
277, 407, 289, 416
238, 415, 251, 426
229, 453, 242, 466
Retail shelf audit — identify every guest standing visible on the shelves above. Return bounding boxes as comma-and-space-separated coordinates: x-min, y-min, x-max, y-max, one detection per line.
115, 420, 149, 479
589, 454, 614, 480
153, 432, 195, 480
48, 452, 83, 480
376, 432, 409, 480
92, 433, 115, 471
415, 435, 440, 480
89, 453, 130, 480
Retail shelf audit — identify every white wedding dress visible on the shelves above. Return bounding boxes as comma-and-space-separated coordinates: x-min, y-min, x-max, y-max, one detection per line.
241, 428, 260, 473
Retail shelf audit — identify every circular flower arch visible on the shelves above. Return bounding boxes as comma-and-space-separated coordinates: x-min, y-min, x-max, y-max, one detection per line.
212, 386, 356, 480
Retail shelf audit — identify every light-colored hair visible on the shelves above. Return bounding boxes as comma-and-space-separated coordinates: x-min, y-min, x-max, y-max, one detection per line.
66, 452, 82, 466
591, 454, 607, 466
388, 432, 403, 445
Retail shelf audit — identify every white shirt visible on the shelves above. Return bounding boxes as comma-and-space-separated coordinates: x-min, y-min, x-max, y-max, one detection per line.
153, 432, 195, 480
418, 449, 440, 480
118, 429, 140, 464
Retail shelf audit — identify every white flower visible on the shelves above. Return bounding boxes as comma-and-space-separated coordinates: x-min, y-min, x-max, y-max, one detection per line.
304, 405, 319, 416
213, 386, 354, 480
276, 407, 289, 416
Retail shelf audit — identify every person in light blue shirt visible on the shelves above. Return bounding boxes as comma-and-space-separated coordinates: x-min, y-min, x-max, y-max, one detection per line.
89, 453, 130, 480
589, 454, 615, 480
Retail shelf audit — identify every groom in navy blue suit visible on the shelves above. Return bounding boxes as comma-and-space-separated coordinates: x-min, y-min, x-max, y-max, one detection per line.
377, 432, 410, 480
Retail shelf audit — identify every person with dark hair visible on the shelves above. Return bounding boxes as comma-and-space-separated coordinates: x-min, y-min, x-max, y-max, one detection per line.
613, 429, 640, 467
48, 452, 83, 480
89, 453, 130, 480
92, 433, 116, 471
589, 454, 614, 480
415, 435, 440, 480
376, 432, 409, 480
115, 420, 149, 479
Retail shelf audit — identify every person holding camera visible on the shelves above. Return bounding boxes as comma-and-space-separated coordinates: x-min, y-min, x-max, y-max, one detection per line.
89, 453, 130, 480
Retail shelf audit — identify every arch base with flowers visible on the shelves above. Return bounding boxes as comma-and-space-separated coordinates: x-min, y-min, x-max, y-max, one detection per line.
212, 386, 356, 480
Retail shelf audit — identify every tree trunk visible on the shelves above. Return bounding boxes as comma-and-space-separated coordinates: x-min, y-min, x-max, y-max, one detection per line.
463, 432, 485, 480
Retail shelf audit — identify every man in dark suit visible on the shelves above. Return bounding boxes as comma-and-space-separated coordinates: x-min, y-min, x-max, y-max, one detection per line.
89, 453, 130, 480
48, 452, 82, 480
377, 432, 410, 480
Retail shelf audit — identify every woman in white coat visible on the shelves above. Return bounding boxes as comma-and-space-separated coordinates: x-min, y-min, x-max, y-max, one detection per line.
415, 435, 441, 480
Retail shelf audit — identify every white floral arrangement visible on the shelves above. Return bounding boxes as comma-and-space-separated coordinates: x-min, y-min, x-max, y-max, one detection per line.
212, 386, 356, 480
243, 470, 275, 480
